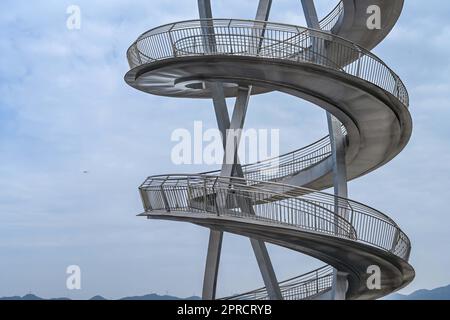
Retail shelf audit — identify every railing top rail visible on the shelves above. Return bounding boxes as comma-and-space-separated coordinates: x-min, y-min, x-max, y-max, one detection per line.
140, 172, 412, 260
127, 18, 409, 107
221, 265, 334, 300
129, 18, 376, 60
141, 174, 395, 223
202, 134, 331, 176
320, 1, 344, 30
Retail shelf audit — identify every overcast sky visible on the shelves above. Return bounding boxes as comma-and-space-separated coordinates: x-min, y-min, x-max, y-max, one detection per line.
0, 0, 449, 299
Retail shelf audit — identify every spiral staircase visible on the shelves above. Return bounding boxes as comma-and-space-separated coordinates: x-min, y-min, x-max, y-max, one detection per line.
125, 0, 414, 300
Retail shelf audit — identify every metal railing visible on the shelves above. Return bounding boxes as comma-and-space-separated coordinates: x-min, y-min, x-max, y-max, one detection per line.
127, 19, 409, 107
140, 175, 411, 261
221, 265, 333, 300
142, 175, 356, 239
203, 126, 347, 185
319, 1, 344, 31
203, 134, 335, 184
128, 0, 412, 301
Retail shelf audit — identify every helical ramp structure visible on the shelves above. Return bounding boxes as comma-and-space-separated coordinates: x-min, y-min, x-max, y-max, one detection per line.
125, 0, 414, 300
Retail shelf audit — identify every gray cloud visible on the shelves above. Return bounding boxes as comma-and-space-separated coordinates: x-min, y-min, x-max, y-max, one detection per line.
0, 0, 449, 299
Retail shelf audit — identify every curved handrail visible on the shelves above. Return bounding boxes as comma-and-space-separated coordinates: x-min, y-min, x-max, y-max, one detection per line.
202, 133, 335, 184
140, 174, 411, 260
142, 174, 357, 240
201, 127, 346, 188
320, 1, 344, 31
127, 19, 409, 106
221, 265, 333, 300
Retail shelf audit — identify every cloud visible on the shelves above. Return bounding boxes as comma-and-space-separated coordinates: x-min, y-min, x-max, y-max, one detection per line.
0, 0, 449, 298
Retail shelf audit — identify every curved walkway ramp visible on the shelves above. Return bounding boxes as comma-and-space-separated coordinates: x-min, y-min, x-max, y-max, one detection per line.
125, 0, 414, 300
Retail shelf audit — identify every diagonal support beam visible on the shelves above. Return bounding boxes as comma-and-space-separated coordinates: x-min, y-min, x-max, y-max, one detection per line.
250, 0, 273, 55
255, 0, 272, 21
214, 85, 282, 300
203, 84, 282, 300
249, 239, 282, 300
301, 0, 328, 64
199, 0, 225, 300
198, 0, 213, 19
201, 0, 281, 300
221, 86, 252, 177
202, 229, 223, 300
198, 0, 216, 53
301, 0, 321, 29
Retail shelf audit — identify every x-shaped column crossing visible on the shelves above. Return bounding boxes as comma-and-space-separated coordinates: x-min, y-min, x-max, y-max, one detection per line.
199, 0, 349, 300
199, 0, 282, 301
202, 82, 282, 301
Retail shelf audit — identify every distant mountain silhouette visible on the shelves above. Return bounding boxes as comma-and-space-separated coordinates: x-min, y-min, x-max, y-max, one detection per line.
2, 285, 449, 300
0, 293, 200, 301
0, 294, 69, 301
386, 284, 450, 300
0, 294, 43, 301
89, 295, 107, 301
120, 294, 200, 301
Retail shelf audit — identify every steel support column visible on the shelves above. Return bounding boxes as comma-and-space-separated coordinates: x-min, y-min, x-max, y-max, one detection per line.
301, 0, 320, 29
302, 0, 349, 300
198, 0, 216, 53
210, 85, 282, 300
200, 0, 281, 300
250, 0, 272, 54
198, 0, 213, 20
327, 112, 349, 300
327, 113, 349, 202
202, 229, 223, 300
255, 0, 272, 21
220, 86, 251, 177
198, 0, 225, 300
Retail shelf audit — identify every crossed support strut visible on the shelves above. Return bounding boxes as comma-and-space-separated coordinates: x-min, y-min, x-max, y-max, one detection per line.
200, 0, 349, 300
199, 0, 282, 300
202, 83, 282, 301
